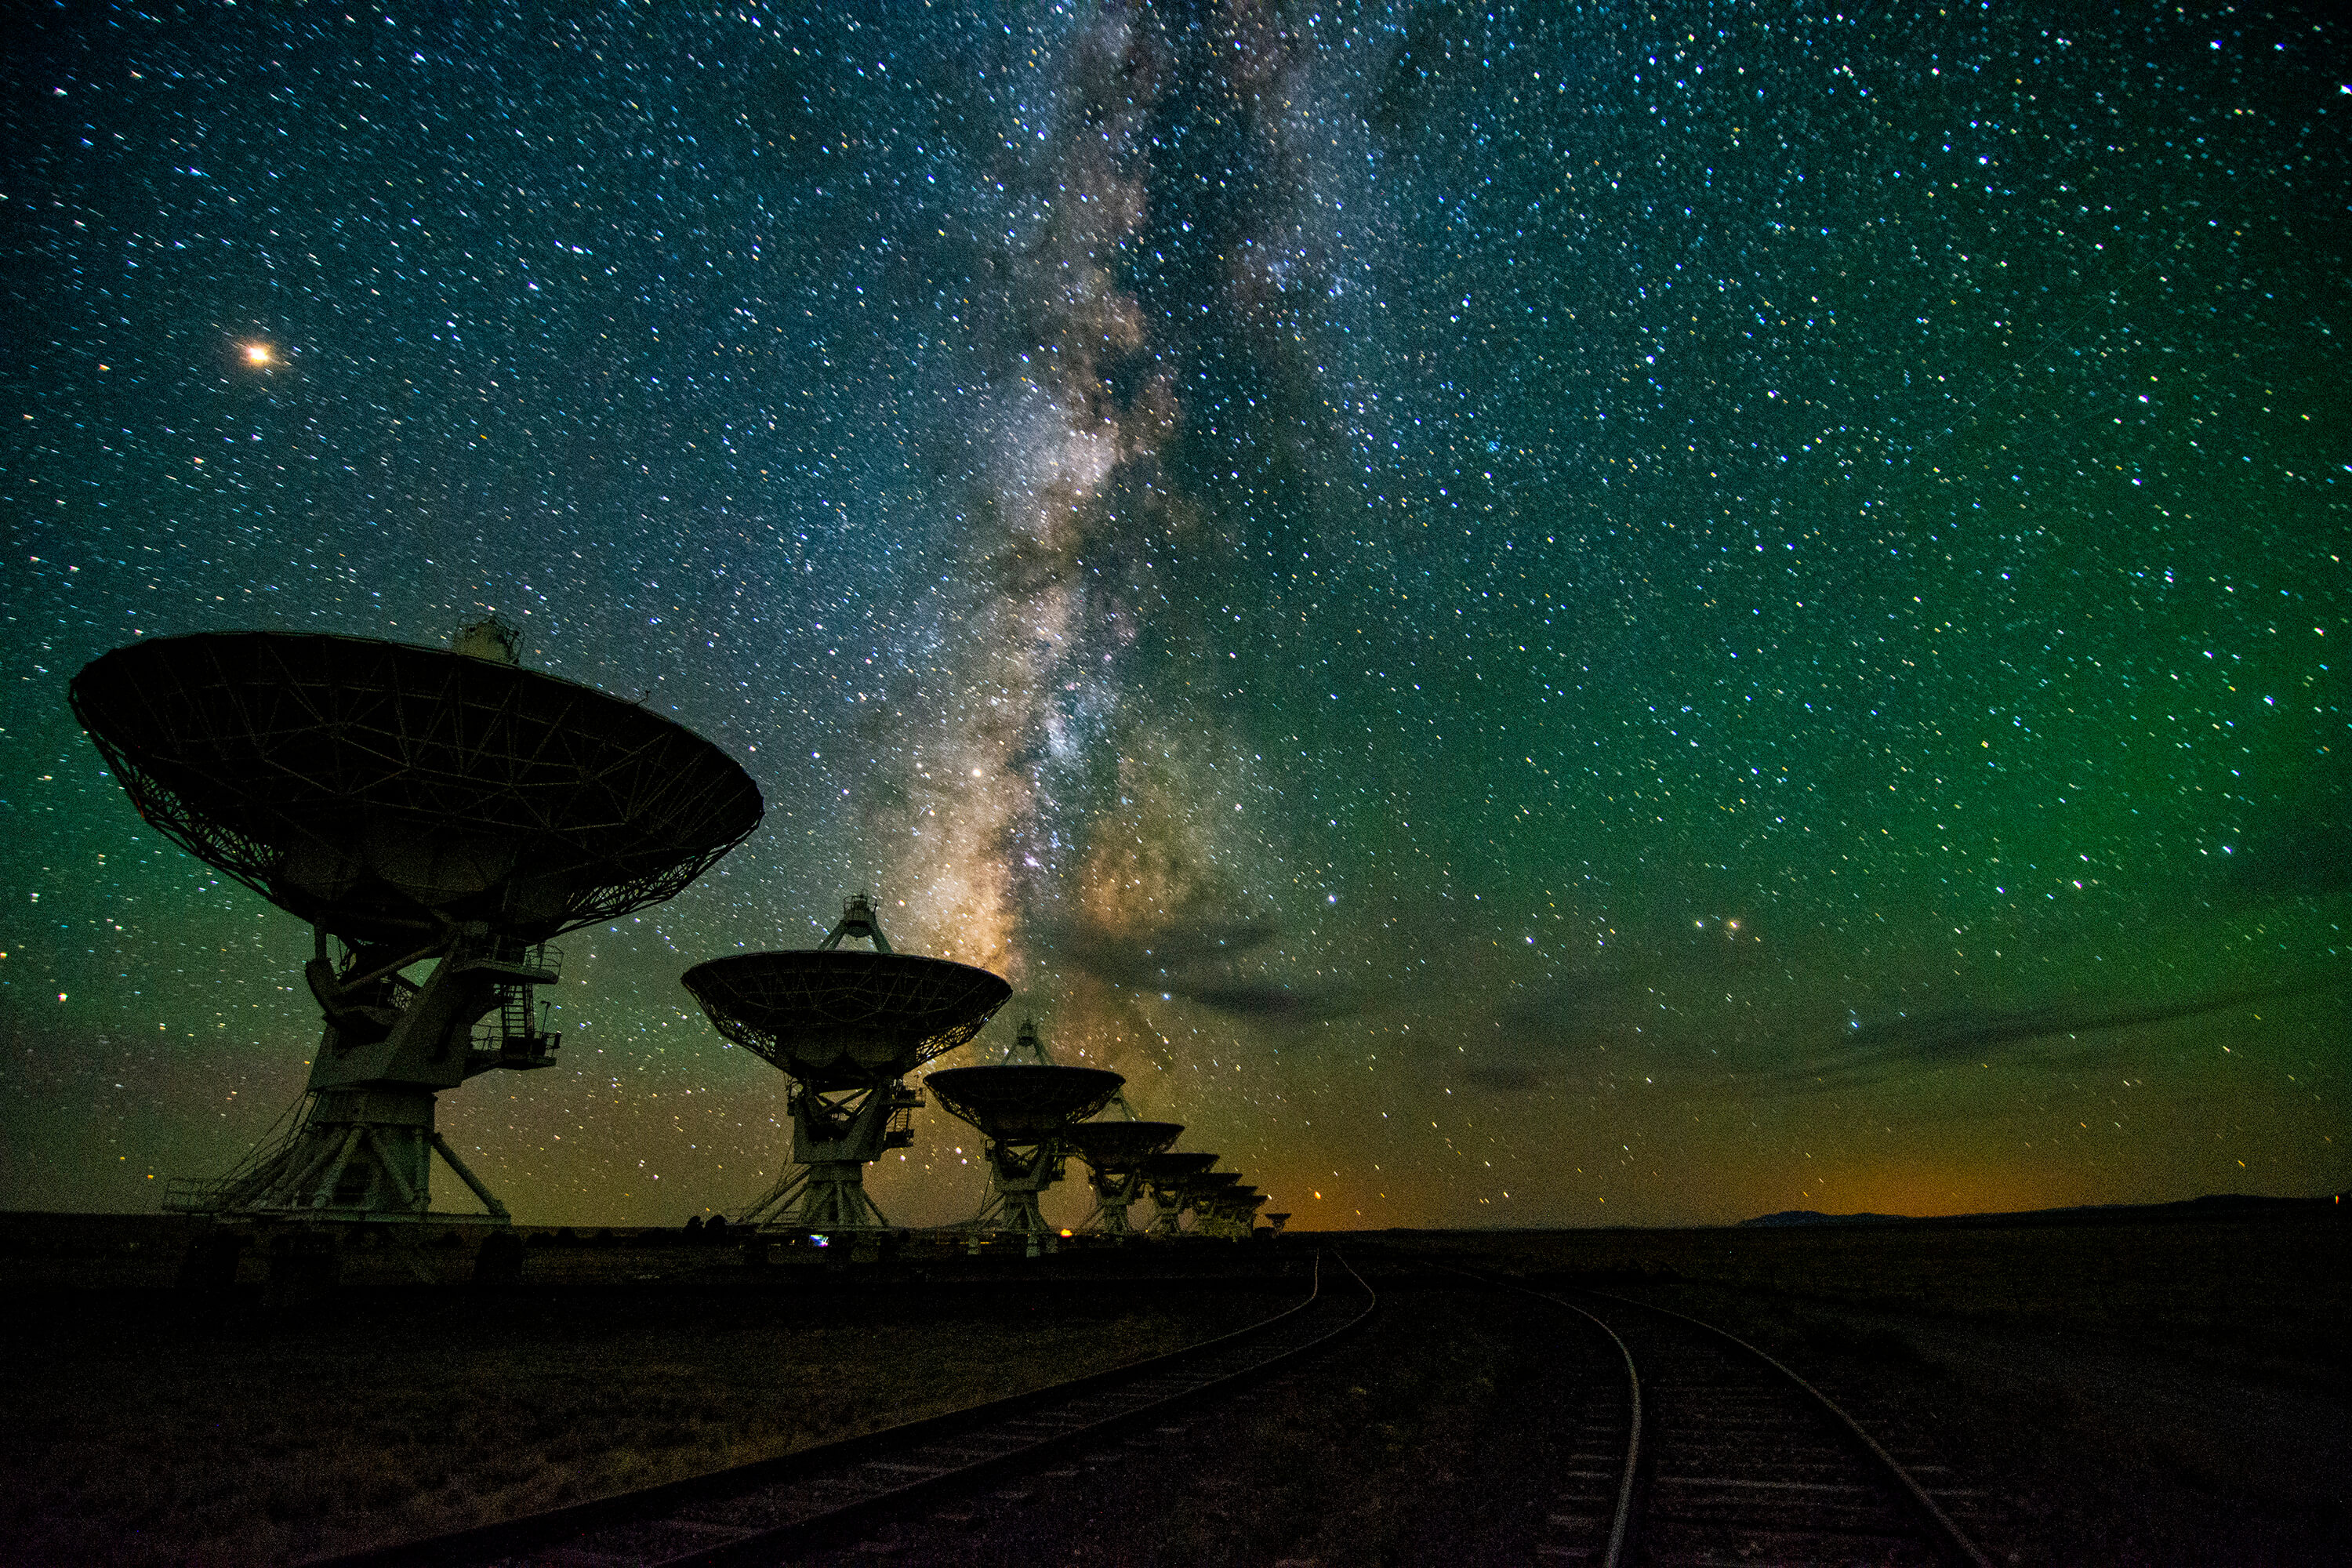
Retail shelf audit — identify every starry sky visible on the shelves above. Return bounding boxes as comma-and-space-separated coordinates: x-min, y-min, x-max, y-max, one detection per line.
4, 2, 2345, 1231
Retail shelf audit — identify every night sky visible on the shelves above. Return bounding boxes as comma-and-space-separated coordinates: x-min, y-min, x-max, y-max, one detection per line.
5, 3, 2344, 1231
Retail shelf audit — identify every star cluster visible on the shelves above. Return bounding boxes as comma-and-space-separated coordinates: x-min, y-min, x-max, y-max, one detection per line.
3, 3, 2343, 1228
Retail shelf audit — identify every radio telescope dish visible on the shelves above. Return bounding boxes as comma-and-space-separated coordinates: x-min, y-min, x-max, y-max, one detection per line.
1195, 1183, 1265, 1240
1142, 1150, 1219, 1236
1062, 1120, 1182, 1240
682, 954, 1009, 1091
681, 895, 1011, 1232
71, 630, 763, 946
1062, 1120, 1182, 1171
926, 1020, 1121, 1255
70, 626, 762, 1228
924, 1065, 1126, 1142
1178, 1170, 1243, 1224
1142, 1151, 1219, 1182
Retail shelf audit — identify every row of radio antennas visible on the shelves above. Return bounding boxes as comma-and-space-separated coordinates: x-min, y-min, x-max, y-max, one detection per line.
69, 620, 1270, 1243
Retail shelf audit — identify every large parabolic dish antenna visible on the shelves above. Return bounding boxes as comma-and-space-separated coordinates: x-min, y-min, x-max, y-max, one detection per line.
70, 630, 763, 946
1200, 1187, 1270, 1240
1062, 1120, 1182, 1239
1062, 1120, 1184, 1171
70, 626, 763, 1225
926, 1021, 1123, 1254
924, 1065, 1127, 1142
682, 952, 1010, 1091
1142, 1149, 1220, 1236
1143, 1151, 1221, 1182
681, 895, 1011, 1232
1177, 1171, 1249, 1239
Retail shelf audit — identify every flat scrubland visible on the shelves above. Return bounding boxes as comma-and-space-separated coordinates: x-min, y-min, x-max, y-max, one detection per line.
1379, 1207, 2347, 1385
6, 1211, 2343, 1566
1377, 1210, 2350, 1565
0, 1215, 1299, 1566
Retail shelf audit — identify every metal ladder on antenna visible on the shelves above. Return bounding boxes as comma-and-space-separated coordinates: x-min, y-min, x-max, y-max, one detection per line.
468, 943, 563, 1073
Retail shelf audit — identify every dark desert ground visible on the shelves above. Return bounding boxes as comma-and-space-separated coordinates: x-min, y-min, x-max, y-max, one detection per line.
0, 1201, 2343, 1567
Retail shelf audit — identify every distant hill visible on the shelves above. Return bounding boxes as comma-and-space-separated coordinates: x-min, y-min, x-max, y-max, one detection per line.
1741, 1192, 2343, 1229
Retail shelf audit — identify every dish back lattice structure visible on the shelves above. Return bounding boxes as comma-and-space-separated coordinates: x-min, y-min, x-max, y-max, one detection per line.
681, 895, 1011, 1232
71, 627, 764, 1225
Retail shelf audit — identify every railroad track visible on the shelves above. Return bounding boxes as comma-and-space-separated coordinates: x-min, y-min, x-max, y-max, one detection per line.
310, 1250, 1375, 1568
1451, 1269, 1998, 1567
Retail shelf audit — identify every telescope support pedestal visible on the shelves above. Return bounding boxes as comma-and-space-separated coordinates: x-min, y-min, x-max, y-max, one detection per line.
1078, 1167, 1147, 1237
968, 1143, 1065, 1257
165, 932, 557, 1223
168, 1084, 513, 1223
737, 1080, 911, 1233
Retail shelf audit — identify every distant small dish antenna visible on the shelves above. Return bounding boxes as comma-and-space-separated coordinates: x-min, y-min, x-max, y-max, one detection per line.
1196, 1185, 1269, 1240
1140, 1151, 1221, 1236
1063, 1116, 1184, 1240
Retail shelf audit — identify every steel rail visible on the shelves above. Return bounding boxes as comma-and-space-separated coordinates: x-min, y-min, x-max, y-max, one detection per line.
1436, 1264, 1641, 1568
303, 1249, 1376, 1568
1436, 1265, 1995, 1568
1578, 1287, 1997, 1568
